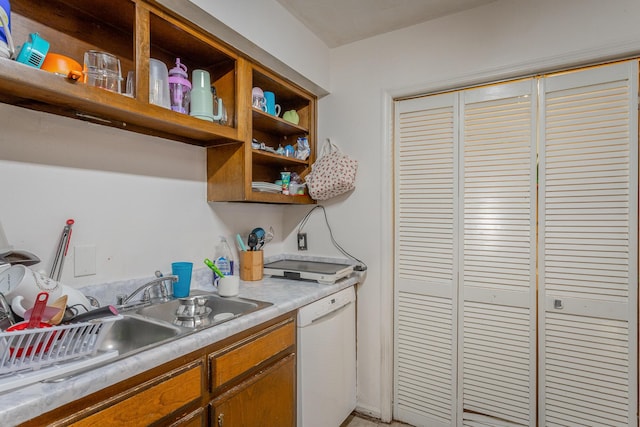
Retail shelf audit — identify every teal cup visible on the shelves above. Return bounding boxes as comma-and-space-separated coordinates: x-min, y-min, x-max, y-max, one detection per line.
171, 262, 193, 298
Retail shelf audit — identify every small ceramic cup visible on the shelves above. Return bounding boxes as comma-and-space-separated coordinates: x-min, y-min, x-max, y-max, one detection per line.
218, 275, 239, 297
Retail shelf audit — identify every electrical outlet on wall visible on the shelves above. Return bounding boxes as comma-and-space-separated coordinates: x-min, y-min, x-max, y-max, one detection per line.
297, 233, 308, 251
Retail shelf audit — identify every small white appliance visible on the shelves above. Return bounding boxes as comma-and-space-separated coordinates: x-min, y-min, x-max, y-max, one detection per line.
297, 286, 356, 427
264, 259, 354, 285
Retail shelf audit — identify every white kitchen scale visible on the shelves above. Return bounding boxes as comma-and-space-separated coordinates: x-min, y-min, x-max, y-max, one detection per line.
263, 259, 354, 285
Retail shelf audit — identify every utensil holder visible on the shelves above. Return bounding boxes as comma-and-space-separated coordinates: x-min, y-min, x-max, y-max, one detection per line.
240, 251, 263, 281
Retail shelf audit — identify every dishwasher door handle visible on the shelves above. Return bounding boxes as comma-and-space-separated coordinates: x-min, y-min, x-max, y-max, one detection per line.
308, 300, 353, 325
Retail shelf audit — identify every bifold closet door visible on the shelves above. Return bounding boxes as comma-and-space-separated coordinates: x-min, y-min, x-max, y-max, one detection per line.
458, 80, 537, 427
394, 92, 459, 427
539, 61, 638, 426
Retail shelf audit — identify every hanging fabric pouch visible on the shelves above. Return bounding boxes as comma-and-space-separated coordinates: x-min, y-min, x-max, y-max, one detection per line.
305, 139, 358, 201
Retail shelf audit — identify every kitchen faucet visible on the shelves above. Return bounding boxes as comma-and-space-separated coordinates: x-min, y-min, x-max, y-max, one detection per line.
117, 274, 178, 306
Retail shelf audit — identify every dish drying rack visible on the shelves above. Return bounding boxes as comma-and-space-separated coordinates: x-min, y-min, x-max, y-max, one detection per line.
0, 316, 121, 392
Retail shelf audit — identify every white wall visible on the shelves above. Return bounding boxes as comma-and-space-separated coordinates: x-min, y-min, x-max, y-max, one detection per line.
0, 105, 286, 287
307, 0, 640, 420
188, 0, 330, 93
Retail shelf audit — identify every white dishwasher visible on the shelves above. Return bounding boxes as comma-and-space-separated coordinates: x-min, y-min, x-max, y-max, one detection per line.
297, 286, 356, 427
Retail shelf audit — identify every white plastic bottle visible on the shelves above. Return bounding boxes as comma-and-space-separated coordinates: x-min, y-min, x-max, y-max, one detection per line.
213, 236, 234, 284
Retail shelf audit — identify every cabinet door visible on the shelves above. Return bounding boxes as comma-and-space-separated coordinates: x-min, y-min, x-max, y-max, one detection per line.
539, 61, 638, 426
210, 354, 295, 427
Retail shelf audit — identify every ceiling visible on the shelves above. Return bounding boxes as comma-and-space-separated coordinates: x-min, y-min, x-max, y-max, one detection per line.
275, 0, 498, 48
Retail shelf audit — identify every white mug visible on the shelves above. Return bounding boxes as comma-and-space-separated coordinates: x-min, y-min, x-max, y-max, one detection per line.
218, 275, 239, 297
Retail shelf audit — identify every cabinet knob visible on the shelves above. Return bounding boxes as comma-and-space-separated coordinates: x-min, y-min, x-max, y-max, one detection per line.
218, 413, 224, 427
553, 299, 563, 309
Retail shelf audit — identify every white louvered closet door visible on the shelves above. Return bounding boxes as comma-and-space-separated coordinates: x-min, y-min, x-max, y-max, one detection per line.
394, 92, 459, 427
459, 80, 537, 426
539, 62, 638, 426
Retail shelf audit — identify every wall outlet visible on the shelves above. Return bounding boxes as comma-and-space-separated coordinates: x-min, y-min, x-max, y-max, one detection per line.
297, 233, 308, 251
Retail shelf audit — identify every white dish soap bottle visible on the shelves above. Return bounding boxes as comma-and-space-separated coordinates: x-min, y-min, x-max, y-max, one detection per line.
213, 236, 234, 285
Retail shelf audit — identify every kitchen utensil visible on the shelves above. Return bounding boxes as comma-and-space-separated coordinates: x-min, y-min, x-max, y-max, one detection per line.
149, 58, 170, 109
6, 320, 54, 357
1, 265, 91, 315
173, 296, 211, 328
204, 258, 225, 277
65, 305, 118, 323
239, 250, 263, 281
171, 262, 193, 298
265, 226, 274, 243
190, 69, 214, 121
15, 33, 49, 68
251, 228, 266, 250
50, 219, 74, 281
28, 292, 48, 328
282, 110, 300, 125
23, 304, 60, 323
168, 58, 191, 113
218, 275, 239, 297
247, 233, 258, 251
83, 50, 122, 93
0, 291, 14, 330
263, 91, 281, 116
47, 295, 67, 325
41, 53, 83, 80
211, 85, 226, 123
235, 233, 247, 252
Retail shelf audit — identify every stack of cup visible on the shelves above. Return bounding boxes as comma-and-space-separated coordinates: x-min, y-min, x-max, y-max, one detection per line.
83, 50, 123, 93
149, 58, 171, 109
190, 69, 214, 121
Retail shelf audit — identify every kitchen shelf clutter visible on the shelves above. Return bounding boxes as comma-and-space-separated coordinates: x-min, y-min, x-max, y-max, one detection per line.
2, 0, 317, 204
207, 64, 316, 204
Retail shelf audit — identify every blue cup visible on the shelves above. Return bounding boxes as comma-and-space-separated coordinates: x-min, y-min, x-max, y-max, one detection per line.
263, 91, 281, 117
171, 262, 193, 298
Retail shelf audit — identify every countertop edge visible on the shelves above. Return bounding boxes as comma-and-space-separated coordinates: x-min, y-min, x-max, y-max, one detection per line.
0, 274, 359, 426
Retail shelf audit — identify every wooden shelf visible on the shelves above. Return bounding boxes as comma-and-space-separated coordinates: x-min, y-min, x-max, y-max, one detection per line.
5, 0, 317, 204
252, 150, 309, 167
0, 59, 238, 146
252, 108, 308, 136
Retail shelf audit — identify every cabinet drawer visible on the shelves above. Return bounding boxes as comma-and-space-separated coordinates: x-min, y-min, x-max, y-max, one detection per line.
210, 318, 295, 388
69, 361, 203, 427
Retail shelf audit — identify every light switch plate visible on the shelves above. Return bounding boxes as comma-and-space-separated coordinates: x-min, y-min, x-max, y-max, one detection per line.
74, 244, 96, 277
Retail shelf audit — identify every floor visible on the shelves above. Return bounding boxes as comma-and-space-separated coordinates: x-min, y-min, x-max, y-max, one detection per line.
341, 413, 414, 427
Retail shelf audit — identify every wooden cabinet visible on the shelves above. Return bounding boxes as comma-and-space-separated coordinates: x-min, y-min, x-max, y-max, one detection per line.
3, 0, 317, 204
211, 354, 296, 427
6, 0, 238, 146
208, 318, 296, 426
19, 314, 296, 427
207, 63, 316, 204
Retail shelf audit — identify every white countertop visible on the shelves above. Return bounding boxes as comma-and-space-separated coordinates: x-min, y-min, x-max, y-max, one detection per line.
0, 270, 359, 426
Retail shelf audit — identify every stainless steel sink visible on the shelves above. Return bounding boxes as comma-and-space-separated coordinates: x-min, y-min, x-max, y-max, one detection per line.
98, 316, 183, 354
135, 292, 272, 328
97, 292, 271, 358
